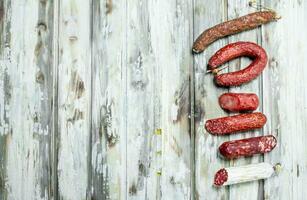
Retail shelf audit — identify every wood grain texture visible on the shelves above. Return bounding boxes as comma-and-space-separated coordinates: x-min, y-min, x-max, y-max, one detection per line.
0, 0, 54, 199
125, 0, 156, 198
90, 0, 127, 199
262, 1, 307, 200
227, 1, 263, 200
0, 1, 10, 198
56, 0, 91, 199
193, 0, 229, 199
0, 0, 306, 199
125, 0, 193, 199
148, 0, 193, 199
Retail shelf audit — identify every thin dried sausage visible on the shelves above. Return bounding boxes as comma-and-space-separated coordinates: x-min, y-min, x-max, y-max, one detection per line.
205, 112, 266, 135
209, 42, 268, 86
192, 11, 279, 53
219, 93, 259, 112
219, 135, 277, 159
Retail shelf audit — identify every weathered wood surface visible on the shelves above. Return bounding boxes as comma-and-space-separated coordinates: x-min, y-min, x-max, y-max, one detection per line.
0, 0, 54, 199
56, 0, 92, 199
193, 1, 229, 199
262, 1, 307, 200
91, 0, 126, 199
227, 1, 263, 200
0, 0, 306, 200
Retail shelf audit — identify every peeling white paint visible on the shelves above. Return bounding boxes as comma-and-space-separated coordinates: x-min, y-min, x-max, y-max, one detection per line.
148, 0, 192, 199
33, 123, 49, 135
4, 0, 52, 199
56, 0, 91, 199
194, 0, 230, 199
171, 103, 179, 122
1, 0, 305, 199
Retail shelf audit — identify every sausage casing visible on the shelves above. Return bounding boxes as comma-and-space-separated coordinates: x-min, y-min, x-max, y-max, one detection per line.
219, 93, 259, 112
214, 162, 280, 186
193, 11, 279, 53
209, 42, 267, 86
205, 112, 267, 135
219, 135, 277, 159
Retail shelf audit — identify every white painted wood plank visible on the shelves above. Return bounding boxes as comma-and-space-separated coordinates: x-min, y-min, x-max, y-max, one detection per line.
0, 0, 54, 199
125, 0, 157, 198
0, 1, 10, 198
147, 0, 193, 199
262, 1, 307, 200
126, 0, 193, 199
0, 1, 305, 199
57, 0, 92, 199
90, 0, 127, 199
193, 0, 230, 199
227, 1, 263, 200
51, 0, 60, 198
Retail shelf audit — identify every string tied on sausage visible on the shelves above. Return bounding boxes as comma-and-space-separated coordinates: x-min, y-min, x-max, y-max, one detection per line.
248, 1, 281, 19
206, 65, 228, 74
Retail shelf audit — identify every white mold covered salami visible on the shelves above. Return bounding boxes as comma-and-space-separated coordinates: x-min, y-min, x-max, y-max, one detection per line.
214, 162, 281, 186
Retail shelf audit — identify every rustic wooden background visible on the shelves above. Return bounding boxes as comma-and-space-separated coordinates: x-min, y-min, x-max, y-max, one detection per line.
0, 0, 306, 199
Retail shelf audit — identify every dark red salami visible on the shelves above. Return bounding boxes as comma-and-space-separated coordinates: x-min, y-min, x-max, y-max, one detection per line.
219, 135, 277, 159
205, 112, 267, 135
214, 168, 228, 186
219, 93, 259, 112
208, 42, 267, 86
192, 11, 279, 53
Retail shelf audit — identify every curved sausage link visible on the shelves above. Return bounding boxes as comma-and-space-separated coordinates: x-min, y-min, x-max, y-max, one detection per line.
205, 112, 267, 135
192, 11, 279, 53
219, 93, 259, 112
219, 135, 277, 159
208, 42, 268, 86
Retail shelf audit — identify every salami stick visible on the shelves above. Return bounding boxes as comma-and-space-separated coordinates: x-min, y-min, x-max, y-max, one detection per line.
219, 93, 259, 112
219, 135, 277, 159
192, 11, 280, 53
214, 162, 281, 186
205, 112, 267, 135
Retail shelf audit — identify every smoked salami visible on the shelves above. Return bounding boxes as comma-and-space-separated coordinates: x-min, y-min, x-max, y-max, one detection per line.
219, 135, 277, 159
219, 93, 259, 112
208, 42, 268, 86
192, 11, 279, 53
205, 112, 267, 135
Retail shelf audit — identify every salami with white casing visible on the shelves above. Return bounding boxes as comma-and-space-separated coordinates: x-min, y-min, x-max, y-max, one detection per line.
214, 162, 281, 186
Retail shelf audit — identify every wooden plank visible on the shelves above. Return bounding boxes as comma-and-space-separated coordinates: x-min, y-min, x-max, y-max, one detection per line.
0, 1, 9, 198
0, 1, 305, 199
125, 0, 156, 198
193, 0, 230, 199
52, 0, 60, 199
125, 0, 193, 199
90, 0, 127, 199
226, 1, 264, 200
56, 0, 92, 199
0, 0, 54, 199
262, 1, 307, 200
0, 1, 10, 199
147, 0, 193, 199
